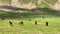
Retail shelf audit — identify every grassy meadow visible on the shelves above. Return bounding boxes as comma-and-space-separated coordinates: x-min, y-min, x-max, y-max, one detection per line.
0, 8, 60, 34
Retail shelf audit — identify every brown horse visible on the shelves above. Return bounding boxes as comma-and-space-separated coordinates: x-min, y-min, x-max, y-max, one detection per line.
35, 21, 37, 25
19, 21, 23, 25
46, 22, 48, 26
9, 21, 13, 26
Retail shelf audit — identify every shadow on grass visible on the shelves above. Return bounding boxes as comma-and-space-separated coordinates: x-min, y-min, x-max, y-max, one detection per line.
0, 6, 60, 19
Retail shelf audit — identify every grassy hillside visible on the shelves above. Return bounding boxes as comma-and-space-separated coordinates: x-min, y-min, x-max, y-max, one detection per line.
0, 8, 60, 34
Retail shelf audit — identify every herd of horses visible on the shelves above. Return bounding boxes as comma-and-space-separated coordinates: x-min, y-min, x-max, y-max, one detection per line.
2, 17, 48, 26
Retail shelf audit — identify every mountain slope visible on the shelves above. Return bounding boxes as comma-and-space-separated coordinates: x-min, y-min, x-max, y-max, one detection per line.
0, 0, 60, 10
53, 0, 60, 10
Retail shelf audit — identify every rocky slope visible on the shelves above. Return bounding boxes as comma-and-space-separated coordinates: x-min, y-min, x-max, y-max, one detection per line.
0, 0, 60, 10
53, 0, 60, 10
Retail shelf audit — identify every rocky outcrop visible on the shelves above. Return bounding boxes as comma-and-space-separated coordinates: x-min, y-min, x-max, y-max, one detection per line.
0, 0, 60, 10
53, 0, 60, 10
11, 0, 37, 9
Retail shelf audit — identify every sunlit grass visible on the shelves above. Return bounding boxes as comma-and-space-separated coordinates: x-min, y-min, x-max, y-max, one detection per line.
0, 17, 60, 34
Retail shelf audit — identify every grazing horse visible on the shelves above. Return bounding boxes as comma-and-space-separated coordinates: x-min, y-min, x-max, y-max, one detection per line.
29, 19, 31, 21
2, 17, 5, 20
46, 21, 48, 26
35, 21, 37, 25
19, 21, 23, 25
9, 21, 13, 26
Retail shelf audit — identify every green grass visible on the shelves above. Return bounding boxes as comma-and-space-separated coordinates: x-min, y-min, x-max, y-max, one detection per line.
0, 8, 60, 34
0, 17, 60, 34
0, 0, 11, 4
